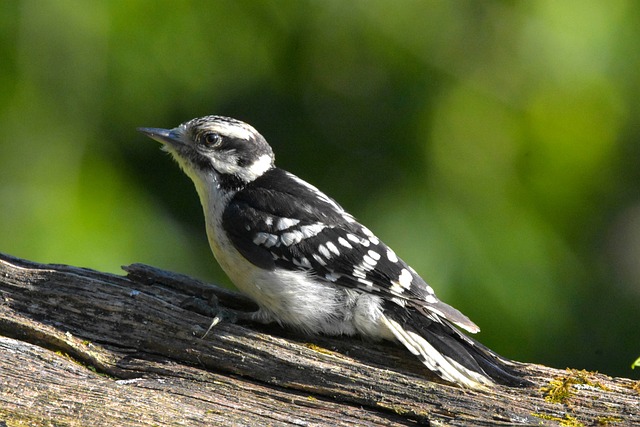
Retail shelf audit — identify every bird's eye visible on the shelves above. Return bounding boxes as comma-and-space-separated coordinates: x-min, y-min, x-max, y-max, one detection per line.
203, 132, 222, 147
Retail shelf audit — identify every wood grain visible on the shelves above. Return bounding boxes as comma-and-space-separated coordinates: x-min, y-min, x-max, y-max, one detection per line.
1, 253, 638, 426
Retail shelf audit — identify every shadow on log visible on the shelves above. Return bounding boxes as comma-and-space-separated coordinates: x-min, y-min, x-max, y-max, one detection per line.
0, 252, 638, 426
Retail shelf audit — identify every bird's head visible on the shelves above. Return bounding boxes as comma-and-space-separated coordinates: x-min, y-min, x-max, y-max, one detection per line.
138, 116, 275, 191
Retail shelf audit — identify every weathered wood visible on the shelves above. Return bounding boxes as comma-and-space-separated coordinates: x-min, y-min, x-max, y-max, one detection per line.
0, 252, 638, 426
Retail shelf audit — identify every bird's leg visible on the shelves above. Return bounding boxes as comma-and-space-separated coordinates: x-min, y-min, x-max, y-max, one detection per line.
180, 292, 256, 338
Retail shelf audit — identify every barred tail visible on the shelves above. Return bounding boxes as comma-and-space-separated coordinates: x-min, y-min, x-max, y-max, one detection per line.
381, 302, 529, 389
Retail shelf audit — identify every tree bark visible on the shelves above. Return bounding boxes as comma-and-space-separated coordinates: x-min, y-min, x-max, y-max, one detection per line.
0, 252, 637, 426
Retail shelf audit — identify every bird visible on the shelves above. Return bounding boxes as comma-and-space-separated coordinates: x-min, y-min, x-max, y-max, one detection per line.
138, 115, 528, 389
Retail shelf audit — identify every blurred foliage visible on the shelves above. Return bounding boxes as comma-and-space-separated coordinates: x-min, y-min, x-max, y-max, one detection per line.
1, 0, 639, 377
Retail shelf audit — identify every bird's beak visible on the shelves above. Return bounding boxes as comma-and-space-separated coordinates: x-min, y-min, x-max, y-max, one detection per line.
137, 127, 183, 148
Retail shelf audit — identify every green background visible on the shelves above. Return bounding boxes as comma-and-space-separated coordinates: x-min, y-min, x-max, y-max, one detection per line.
1, 1, 638, 378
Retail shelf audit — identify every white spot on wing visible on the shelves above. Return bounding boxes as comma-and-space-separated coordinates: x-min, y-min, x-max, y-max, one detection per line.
391, 296, 407, 307
280, 230, 303, 246
312, 254, 326, 266
300, 223, 326, 239
342, 213, 356, 223
398, 268, 413, 289
263, 233, 279, 248
386, 248, 398, 263
318, 244, 331, 259
346, 233, 360, 244
359, 259, 375, 272
293, 256, 312, 268
390, 282, 405, 294
424, 294, 438, 304
352, 267, 366, 279
253, 232, 269, 245
325, 272, 341, 282
326, 241, 340, 256
361, 227, 374, 238
362, 254, 377, 268
361, 227, 380, 245
357, 277, 374, 287
338, 237, 353, 249
276, 217, 300, 231
367, 250, 381, 261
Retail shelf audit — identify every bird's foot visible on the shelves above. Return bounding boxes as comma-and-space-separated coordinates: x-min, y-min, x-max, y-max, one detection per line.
180, 292, 252, 338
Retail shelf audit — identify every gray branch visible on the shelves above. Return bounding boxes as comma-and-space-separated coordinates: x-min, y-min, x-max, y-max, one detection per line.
0, 252, 638, 426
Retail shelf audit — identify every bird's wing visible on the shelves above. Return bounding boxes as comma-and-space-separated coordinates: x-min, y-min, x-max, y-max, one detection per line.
222, 168, 480, 334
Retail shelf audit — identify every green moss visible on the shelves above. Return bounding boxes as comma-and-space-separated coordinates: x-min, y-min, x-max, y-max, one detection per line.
375, 401, 412, 417
541, 369, 609, 404
596, 416, 623, 425
304, 343, 336, 356
531, 412, 583, 426
53, 350, 114, 379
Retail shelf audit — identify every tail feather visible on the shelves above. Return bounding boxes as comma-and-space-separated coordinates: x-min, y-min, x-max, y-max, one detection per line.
381, 314, 494, 389
382, 302, 529, 389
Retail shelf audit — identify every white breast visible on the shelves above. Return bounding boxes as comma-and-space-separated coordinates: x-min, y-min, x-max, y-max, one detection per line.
191, 171, 392, 338
191, 172, 341, 333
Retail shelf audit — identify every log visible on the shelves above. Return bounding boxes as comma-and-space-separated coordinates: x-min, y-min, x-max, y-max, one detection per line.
0, 252, 638, 426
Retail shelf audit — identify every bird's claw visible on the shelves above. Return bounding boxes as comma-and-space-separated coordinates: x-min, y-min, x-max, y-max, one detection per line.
202, 307, 240, 338
180, 293, 242, 338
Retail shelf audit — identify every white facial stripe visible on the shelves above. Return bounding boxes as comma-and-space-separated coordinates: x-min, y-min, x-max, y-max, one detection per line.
241, 153, 273, 182
211, 121, 256, 140
211, 152, 273, 183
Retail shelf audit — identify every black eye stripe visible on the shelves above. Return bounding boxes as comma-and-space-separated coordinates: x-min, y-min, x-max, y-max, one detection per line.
199, 132, 248, 153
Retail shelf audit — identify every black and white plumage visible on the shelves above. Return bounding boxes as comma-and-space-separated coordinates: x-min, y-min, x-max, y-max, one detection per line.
138, 115, 527, 389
